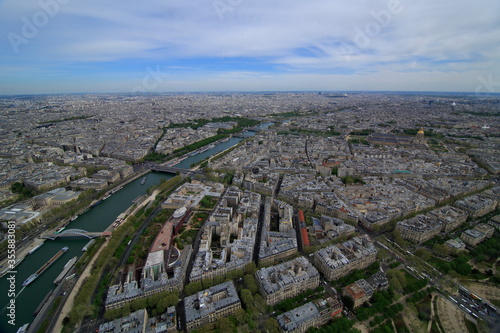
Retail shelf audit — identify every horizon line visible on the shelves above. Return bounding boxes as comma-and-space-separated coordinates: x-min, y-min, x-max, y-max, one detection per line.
1, 90, 500, 98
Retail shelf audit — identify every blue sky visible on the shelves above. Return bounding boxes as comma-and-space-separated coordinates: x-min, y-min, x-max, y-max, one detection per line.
1, 0, 499, 95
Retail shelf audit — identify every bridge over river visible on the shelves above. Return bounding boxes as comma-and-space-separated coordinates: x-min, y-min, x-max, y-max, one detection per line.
150, 165, 187, 174
43, 229, 111, 240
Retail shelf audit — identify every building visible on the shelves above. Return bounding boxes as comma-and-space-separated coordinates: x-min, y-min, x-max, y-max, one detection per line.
461, 229, 487, 247
99, 309, 148, 333
0, 203, 42, 227
189, 189, 260, 282
314, 235, 377, 281
276, 297, 342, 333
427, 205, 468, 233
278, 202, 294, 233
145, 306, 177, 333
259, 197, 298, 265
161, 182, 223, 209
445, 238, 466, 251
70, 177, 108, 190
454, 194, 497, 218
184, 281, 241, 331
315, 215, 355, 240
474, 223, 495, 239
256, 256, 320, 306
342, 271, 387, 309
488, 215, 500, 231
105, 245, 192, 310
414, 128, 426, 143
395, 215, 442, 244
93, 169, 121, 183
30, 187, 81, 209
99, 307, 177, 333
343, 279, 374, 308
365, 271, 389, 291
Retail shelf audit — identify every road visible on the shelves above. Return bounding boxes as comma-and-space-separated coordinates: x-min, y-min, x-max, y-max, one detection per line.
52, 238, 109, 333
453, 290, 499, 328
376, 235, 500, 331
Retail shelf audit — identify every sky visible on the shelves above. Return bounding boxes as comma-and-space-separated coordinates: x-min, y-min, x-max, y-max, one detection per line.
0, 0, 499, 95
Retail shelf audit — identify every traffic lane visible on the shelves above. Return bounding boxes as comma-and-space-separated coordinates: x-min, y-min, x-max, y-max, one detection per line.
455, 297, 497, 325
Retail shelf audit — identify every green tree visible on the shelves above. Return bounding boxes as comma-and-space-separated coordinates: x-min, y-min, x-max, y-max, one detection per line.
233, 308, 246, 325
216, 317, 234, 333
392, 229, 407, 246
185, 281, 203, 295
387, 269, 407, 293
244, 274, 258, 294
432, 243, 449, 257
264, 318, 279, 333
415, 248, 431, 261
240, 289, 254, 310
254, 294, 267, 313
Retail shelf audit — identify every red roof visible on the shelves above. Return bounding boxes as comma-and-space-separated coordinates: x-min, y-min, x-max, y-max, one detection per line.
301, 228, 310, 247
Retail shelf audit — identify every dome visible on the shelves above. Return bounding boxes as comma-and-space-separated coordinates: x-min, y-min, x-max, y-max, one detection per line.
173, 206, 187, 219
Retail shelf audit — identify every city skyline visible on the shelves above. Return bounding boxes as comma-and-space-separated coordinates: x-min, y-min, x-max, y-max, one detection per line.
1, 0, 500, 95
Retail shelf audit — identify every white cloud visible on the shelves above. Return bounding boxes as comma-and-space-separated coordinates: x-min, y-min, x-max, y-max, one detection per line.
0, 0, 499, 93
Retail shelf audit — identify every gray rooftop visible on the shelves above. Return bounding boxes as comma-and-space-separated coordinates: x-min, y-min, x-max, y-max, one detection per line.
184, 281, 240, 324
256, 256, 319, 295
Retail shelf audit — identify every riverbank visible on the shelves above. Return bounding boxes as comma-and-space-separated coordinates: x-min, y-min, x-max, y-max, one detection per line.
52, 186, 162, 331
0, 169, 152, 278
51, 237, 110, 333
0, 237, 45, 278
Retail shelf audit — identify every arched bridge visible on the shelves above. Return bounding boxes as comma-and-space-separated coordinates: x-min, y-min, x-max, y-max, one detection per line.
43, 229, 110, 240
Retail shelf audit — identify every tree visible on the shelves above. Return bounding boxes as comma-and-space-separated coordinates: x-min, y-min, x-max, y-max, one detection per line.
415, 248, 431, 261
240, 289, 254, 310
233, 308, 246, 325
244, 262, 257, 275
216, 317, 234, 333
185, 281, 203, 295
264, 318, 279, 333
387, 269, 407, 292
254, 294, 267, 313
392, 229, 407, 247
432, 243, 449, 257
244, 274, 258, 294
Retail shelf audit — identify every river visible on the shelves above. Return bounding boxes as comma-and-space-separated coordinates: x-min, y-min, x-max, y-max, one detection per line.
0, 172, 173, 333
0, 122, 274, 332
173, 122, 274, 169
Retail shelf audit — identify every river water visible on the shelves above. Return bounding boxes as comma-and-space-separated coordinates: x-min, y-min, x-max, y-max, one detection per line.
0, 172, 173, 333
173, 122, 274, 169
0, 123, 273, 332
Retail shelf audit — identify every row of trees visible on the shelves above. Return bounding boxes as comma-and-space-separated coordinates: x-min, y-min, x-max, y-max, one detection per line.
10, 181, 35, 199
369, 303, 404, 327
103, 290, 179, 320
66, 177, 185, 329
307, 317, 359, 333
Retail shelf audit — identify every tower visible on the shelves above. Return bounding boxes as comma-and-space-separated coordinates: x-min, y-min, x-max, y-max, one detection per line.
415, 128, 425, 143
